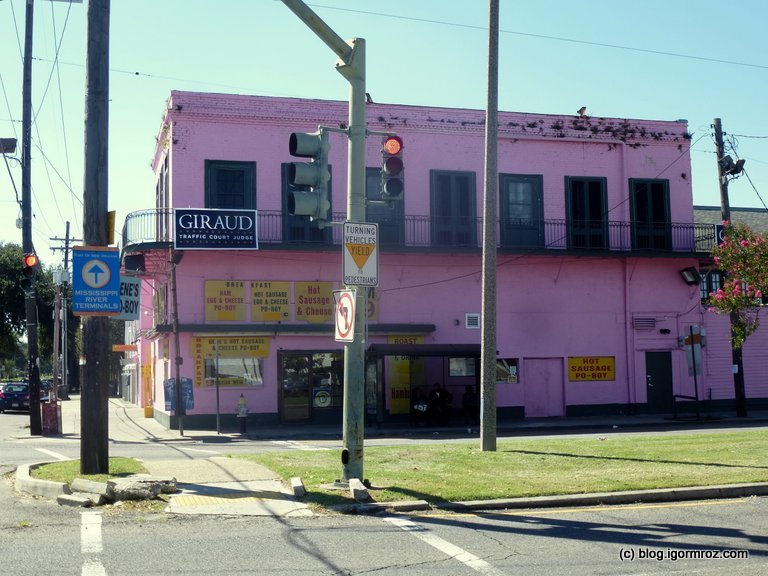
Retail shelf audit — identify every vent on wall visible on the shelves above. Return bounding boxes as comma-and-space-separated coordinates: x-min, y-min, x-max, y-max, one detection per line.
633, 317, 656, 330
465, 313, 480, 329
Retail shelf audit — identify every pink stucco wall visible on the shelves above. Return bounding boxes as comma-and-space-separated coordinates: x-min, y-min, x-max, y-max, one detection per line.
126, 91, 763, 424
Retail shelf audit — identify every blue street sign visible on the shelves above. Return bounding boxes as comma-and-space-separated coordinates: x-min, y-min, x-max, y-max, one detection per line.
72, 247, 121, 315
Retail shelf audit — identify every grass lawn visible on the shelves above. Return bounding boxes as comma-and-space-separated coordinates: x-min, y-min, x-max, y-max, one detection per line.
31, 457, 147, 485
236, 429, 768, 507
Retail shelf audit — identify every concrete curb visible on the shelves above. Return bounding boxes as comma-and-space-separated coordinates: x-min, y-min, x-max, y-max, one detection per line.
15, 462, 71, 499
14, 462, 768, 517
332, 483, 768, 515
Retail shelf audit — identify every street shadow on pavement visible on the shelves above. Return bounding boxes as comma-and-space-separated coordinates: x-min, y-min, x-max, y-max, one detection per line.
503, 449, 768, 469
411, 509, 768, 557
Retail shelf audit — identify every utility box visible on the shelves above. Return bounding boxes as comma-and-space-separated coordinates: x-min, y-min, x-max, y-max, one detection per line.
41, 401, 62, 435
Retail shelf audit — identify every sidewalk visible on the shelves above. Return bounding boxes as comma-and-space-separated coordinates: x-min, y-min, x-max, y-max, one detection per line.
15, 396, 768, 516
83, 394, 768, 444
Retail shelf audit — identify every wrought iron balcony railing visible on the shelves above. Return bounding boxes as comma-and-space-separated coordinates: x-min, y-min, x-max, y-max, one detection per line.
122, 208, 718, 255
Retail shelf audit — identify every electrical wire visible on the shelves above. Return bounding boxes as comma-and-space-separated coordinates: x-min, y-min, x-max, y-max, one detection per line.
742, 169, 768, 212
309, 3, 768, 71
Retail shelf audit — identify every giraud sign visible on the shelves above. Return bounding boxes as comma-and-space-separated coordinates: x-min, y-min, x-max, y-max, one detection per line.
174, 208, 258, 250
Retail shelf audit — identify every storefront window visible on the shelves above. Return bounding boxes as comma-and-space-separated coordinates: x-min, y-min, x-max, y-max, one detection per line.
204, 357, 264, 387
496, 358, 519, 383
449, 357, 475, 377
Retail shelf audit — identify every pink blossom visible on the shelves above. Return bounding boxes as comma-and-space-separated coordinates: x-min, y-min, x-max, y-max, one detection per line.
741, 240, 749, 247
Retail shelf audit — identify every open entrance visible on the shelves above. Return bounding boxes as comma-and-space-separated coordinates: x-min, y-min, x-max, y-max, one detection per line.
367, 344, 481, 425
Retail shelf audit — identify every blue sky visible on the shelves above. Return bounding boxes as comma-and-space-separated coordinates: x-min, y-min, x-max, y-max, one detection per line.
1, 0, 767, 268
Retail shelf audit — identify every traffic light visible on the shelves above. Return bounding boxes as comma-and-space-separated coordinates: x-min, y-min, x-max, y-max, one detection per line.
287, 129, 330, 225
21, 252, 38, 295
381, 135, 404, 201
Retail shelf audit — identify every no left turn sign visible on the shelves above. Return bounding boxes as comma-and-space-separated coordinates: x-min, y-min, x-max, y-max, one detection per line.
334, 290, 355, 342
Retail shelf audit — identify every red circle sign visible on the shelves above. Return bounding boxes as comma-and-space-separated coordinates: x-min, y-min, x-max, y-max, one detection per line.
336, 292, 355, 340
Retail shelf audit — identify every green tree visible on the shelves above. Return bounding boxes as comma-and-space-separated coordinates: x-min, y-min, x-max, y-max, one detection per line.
707, 222, 768, 348
0, 242, 30, 366
0, 242, 56, 376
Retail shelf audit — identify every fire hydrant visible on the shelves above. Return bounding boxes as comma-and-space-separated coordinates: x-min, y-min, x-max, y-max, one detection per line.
237, 394, 248, 434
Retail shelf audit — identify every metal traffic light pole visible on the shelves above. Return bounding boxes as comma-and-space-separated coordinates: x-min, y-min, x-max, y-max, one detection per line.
281, 0, 368, 482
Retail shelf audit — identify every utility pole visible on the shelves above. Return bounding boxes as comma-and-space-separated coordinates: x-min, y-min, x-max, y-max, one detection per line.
81, 0, 111, 474
170, 247, 184, 436
713, 118, 747, 417
21, 0, 42, 436
51, 222, 80, 398
281, 0, 367, 482
480, 0, 499, 452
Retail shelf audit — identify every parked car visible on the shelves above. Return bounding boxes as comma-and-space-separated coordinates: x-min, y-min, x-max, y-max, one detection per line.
0, 382, 30, 413
41, 379, 66, 400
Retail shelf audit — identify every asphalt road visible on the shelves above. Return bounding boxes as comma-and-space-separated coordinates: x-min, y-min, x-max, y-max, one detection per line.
1, 474, 765, 575
2, 408, 768, 575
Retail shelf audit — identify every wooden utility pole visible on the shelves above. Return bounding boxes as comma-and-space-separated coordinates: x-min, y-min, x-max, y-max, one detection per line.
713, 117, 747, 417
51, 222, 80, 398
21, 0, 42, 436
80, 0, 111, 474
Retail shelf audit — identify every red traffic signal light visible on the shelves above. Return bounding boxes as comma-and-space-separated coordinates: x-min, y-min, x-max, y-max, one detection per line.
23, 253, 38, 270
21, 253, 38, 295
383, 135, 403, 156
381, 135, 404, 200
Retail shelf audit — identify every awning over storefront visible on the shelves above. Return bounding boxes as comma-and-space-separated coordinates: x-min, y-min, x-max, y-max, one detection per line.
366, 344, 481, 357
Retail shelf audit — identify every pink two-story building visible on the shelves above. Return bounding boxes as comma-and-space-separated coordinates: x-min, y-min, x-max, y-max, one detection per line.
119, 91, 765, 431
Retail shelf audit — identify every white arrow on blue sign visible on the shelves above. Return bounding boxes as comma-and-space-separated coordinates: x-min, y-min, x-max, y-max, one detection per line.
72, 246, 121, 316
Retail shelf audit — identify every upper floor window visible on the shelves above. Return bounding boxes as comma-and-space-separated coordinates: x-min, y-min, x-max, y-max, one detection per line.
499, 174, 544, 248
205, 160, 256, 209
366, 167, 404, 246
630, 179, 671, 250
156, 155, 170, 241
701, 270, 768, 306
700, 270, 722, 302
566, 176, 607, 249
281, 163, 333, 244
430, 170, 477, 248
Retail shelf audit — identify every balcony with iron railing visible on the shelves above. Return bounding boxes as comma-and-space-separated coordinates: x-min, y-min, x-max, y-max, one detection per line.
122, 208, 719, 256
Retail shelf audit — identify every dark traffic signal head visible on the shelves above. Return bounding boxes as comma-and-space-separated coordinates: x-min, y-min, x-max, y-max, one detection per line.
287, 130, 330, 225
21, 252, 38, 294
381, 135, 404, 200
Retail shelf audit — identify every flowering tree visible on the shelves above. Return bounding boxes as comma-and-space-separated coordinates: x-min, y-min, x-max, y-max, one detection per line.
708, 221, 768, 348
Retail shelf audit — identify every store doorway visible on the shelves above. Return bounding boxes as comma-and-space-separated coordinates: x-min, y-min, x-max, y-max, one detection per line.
645, 351, 673, 414
279, 351, 343, 422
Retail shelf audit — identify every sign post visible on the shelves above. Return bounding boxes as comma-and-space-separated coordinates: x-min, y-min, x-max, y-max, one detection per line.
72, 246, 121, 316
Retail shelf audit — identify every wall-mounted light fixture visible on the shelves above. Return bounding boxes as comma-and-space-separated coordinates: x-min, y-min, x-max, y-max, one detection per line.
679, 266, 700, 286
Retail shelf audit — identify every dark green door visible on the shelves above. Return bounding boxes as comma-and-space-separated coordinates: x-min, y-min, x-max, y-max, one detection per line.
646, 351, 673, 413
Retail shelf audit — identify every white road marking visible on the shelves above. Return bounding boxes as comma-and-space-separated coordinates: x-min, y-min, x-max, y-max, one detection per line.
81, 511, 106, 575
176, 446, 221, 455
384, 516, 509, 576
271, 440, 330, 451
34, 447, 70, 461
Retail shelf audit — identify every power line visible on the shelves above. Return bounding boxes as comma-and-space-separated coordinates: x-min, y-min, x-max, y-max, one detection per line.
310, 3, 768, 71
